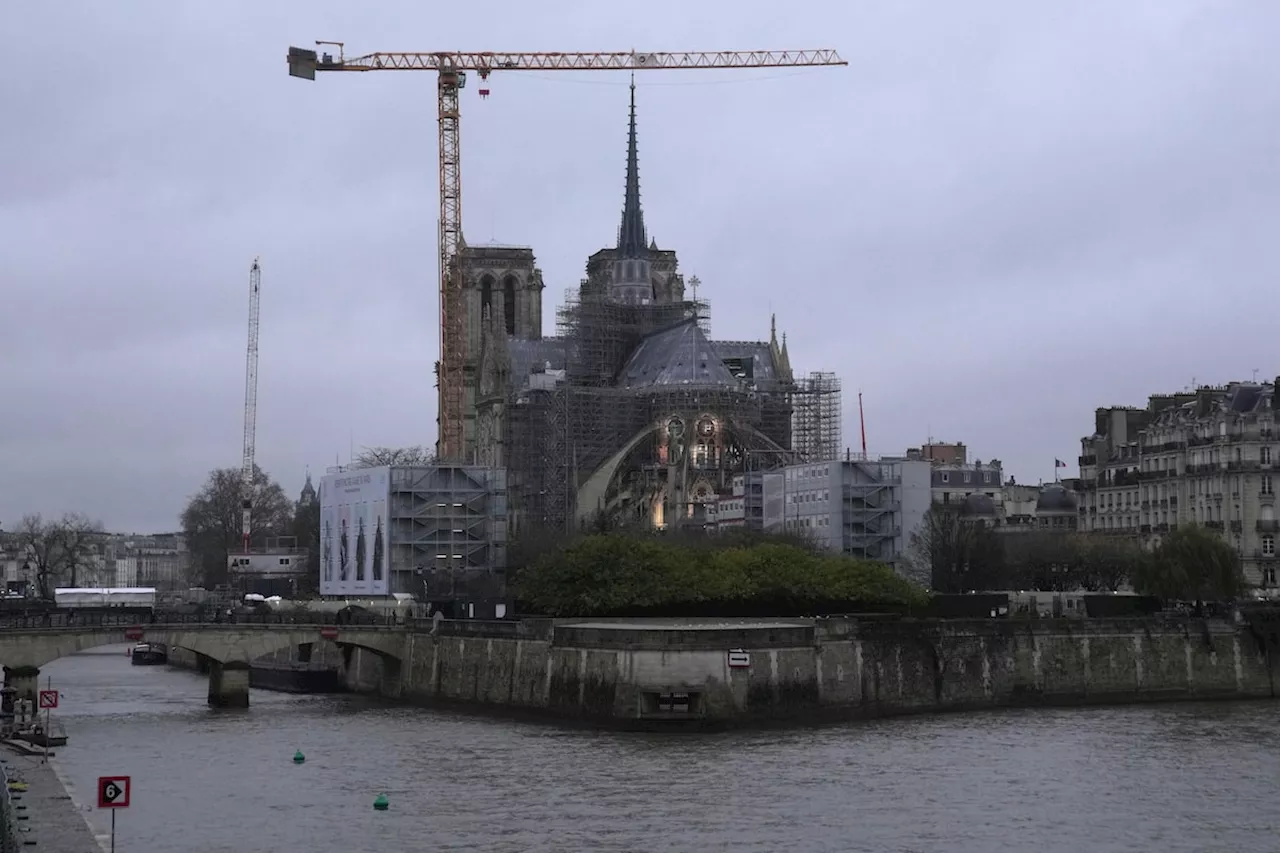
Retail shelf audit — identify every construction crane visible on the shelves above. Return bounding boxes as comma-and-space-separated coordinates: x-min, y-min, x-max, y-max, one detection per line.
286, 45, 848, 461
241, 257, 262, 554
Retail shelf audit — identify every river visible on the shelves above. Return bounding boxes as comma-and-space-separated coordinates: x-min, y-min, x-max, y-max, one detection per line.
42, 647, 1280, 853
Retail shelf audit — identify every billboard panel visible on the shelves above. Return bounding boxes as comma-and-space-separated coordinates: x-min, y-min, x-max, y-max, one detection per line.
319, 466, 391, 596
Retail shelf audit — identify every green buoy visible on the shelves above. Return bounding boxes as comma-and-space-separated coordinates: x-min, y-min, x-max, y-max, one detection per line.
373, 793, 389, 811
293, 750, 305, 764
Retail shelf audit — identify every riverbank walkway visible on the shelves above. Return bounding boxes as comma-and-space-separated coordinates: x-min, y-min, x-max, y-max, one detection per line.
2, 752, 102, 852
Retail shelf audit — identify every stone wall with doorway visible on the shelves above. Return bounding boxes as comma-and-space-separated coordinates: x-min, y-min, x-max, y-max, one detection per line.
337, 616, 1278, 727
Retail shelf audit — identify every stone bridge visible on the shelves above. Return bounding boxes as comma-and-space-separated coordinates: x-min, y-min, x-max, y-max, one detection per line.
0, 623, 410, 707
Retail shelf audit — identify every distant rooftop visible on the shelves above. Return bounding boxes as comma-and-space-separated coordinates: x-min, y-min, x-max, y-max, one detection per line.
468, 240, 533, 251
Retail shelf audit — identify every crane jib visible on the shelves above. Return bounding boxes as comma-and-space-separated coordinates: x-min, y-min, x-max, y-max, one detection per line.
285, 42, 845, 461
289, 47, 847, 76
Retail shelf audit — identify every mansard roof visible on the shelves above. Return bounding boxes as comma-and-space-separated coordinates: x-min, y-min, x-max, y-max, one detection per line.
618, 319, 740, 389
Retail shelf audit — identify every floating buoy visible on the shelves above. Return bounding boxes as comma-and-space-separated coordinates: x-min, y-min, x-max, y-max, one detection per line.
293, 750, 305, 764
373, 793, 389, 811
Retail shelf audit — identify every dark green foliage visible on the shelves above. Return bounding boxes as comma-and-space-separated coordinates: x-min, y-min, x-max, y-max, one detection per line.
1131, 523, 1246, 603
514, 531, 929, 617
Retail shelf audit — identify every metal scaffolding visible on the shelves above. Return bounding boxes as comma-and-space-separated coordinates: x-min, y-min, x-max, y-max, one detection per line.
502, 289, 801, 532
387, 465, 508, 598
792, 371, 843, 463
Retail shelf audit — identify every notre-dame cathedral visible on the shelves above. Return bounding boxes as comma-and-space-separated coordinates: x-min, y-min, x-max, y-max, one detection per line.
452, 81, 812, 534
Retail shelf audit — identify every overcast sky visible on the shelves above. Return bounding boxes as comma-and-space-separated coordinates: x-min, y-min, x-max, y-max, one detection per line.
4, 1, 1278, 533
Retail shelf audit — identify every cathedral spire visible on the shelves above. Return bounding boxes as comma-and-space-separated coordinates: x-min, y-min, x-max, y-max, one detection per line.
616, 75, 647, 260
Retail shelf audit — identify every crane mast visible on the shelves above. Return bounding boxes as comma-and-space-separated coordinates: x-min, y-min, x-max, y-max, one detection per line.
241, 257, 261, 554
286, 45, 847, 461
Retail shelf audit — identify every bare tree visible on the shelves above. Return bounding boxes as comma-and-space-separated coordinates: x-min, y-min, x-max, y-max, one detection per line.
907, 505, 1006, 593
180, 466, 292, 588
353, 445, 435, 468
13, 513, 104, 599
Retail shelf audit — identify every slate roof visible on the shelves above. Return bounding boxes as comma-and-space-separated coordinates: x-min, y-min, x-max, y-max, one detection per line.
618, 319, 741, 389
709, 340, 779, 383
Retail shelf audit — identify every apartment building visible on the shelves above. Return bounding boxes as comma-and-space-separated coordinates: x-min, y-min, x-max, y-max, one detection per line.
903, 442, 1005, 509
1079, 380, 1280, 587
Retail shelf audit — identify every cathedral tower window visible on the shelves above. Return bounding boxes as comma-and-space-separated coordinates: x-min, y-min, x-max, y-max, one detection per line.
480, 275, 494, 320
502, 274, 517, 335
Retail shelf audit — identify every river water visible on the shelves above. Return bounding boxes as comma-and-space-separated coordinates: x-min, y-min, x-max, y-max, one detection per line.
43, 647, 1280, 853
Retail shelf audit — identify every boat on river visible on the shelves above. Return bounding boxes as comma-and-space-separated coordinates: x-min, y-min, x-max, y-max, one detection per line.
129, 642, 167, 666
14, 718, 67, 748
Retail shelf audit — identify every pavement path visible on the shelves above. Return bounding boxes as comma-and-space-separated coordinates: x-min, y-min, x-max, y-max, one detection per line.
2, 752, 103, 852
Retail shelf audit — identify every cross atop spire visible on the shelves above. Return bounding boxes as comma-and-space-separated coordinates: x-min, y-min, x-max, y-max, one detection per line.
616, 75, 648, 259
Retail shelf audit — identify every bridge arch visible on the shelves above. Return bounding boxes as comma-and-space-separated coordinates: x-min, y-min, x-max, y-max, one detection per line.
0, 624, 408, 708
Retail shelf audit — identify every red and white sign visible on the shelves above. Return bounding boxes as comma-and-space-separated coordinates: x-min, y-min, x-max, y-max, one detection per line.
37, 689, 59, 710
319, 626, 339, 640
97, 776, 131, 809
124, 626, 145, 641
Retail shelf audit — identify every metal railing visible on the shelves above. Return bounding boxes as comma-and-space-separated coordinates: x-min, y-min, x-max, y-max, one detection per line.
0, 763, 24, 852
0, 609, 413, 633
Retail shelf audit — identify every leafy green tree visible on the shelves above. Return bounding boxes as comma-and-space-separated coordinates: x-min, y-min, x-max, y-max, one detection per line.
1131, 524, 1245, 603
515, 532, 929, 617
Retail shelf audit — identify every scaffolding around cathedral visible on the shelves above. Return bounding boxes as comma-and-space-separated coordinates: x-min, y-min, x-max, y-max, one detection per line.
501, 289, 798, 532
792, 371, 843, 463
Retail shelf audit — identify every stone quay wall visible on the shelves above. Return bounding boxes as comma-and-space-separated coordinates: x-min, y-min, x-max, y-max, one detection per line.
169, 616, 1280, 726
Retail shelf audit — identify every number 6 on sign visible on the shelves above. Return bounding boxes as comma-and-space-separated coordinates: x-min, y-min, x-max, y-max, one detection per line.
98, 776, 131, 809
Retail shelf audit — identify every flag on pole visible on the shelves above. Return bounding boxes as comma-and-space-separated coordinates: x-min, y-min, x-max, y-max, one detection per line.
1055, 459, 1067, 469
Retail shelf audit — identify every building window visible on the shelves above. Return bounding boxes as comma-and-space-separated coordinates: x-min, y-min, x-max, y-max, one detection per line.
480, 275, 495, 319
941, 473, 950, 484
963, 472, 972, 483
1264, 446, 1273, 465
1264, 535, 1276, 557
502, 275, 518, 336
1265, 566, 1277, 587
1264, 475, 1274, 496
983, 472, 991, 483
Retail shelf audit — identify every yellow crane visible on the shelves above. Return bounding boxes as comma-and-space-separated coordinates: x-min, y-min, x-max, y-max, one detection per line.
287, 45, 848, 461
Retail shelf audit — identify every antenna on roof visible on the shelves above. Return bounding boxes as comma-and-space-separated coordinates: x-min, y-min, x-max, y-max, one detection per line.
1253, 368, 1260, 382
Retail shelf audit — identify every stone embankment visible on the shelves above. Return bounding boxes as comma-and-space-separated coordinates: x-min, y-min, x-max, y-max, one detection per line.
168, 615, 1280, 728
1, 752, 103, 852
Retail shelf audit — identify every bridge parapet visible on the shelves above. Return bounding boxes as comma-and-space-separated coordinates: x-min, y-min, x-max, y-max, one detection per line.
0, 622, 409, 708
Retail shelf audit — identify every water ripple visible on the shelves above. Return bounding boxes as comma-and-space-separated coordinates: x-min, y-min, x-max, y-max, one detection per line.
42, 648, 1280, 853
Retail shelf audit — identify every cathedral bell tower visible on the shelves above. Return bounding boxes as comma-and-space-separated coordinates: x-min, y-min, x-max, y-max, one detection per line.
610, 78, 652, 305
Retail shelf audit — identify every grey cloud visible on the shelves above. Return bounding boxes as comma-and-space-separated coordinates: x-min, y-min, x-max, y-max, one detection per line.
4, 0, 1279, 530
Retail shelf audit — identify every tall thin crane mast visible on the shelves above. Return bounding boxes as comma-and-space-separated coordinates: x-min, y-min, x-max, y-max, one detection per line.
242, 257, 262, 554
287, 46, 848, 461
